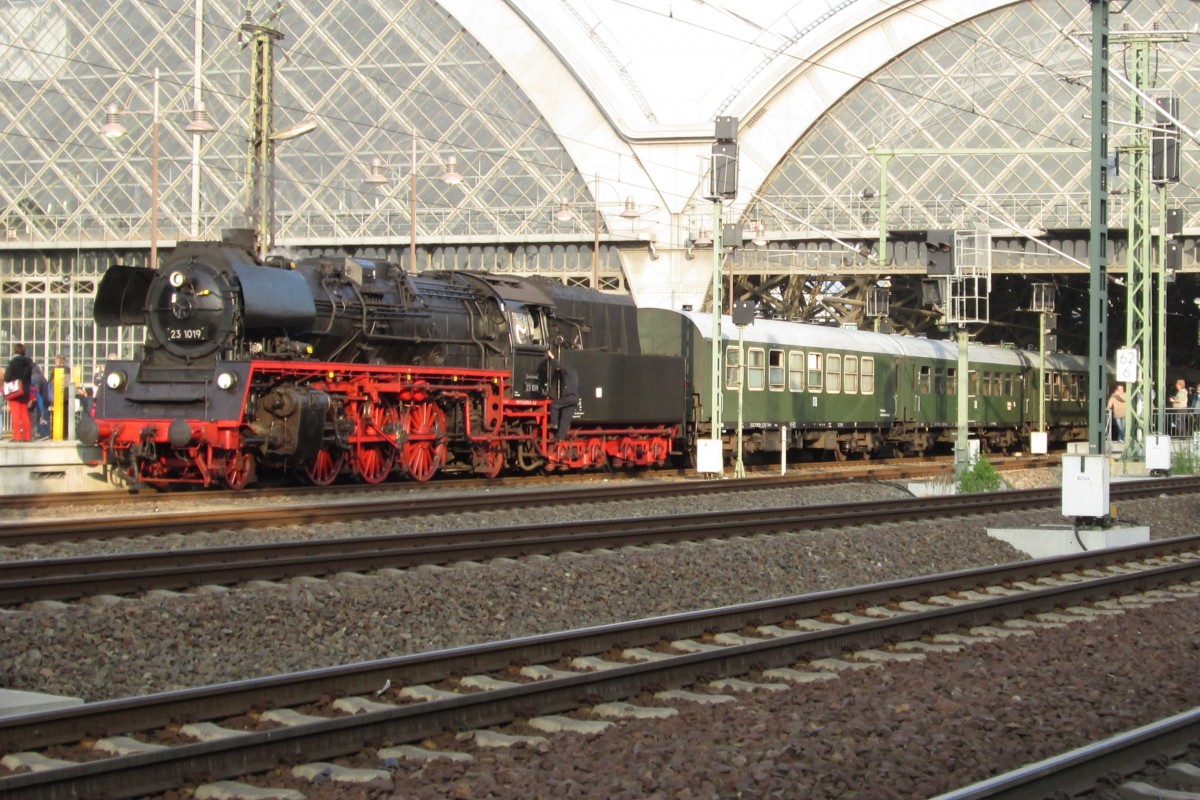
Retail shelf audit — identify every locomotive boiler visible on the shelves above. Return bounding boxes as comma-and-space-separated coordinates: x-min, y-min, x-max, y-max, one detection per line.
80, 233, 685, 488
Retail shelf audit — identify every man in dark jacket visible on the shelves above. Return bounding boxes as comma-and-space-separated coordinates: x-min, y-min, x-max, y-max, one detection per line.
547, 351, 580, 441
4, 344, 34, 441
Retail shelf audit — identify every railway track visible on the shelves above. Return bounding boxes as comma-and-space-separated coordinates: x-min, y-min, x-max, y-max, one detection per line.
1, 538, 1196, 800
0, 458, 1024, 546
933, 708, 1200, 799
0, 454, 1050, 519
4, 477, 1199, 607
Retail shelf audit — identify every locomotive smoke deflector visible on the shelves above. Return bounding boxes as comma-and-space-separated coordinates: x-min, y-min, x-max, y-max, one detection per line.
94, 264, 157, 327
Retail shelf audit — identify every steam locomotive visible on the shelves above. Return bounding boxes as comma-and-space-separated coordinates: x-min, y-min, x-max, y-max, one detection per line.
80, 233, 1088, 489
79, 233, 684, 488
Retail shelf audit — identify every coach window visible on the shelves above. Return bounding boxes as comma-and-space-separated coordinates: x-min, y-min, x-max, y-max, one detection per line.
788, 350, 805, 391
844, 355, 859, 394
769, 349, 785, 390
725, 345, 740, 389
969, 370, 979, 397
918, 365, 932, 394
947, 367, 957, 395
826, 354, 842, 393
747, 347, 766, 390
1004, 373, 1014, 396
808, 352, 824, 392
861, 357, 875, 394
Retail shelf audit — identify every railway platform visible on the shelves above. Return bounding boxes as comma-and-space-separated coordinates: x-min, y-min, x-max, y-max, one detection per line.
0, 439, 112, 495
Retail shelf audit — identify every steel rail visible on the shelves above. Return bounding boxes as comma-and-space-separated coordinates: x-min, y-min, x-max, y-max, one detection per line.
0, 456, 1051, 541
0, 489, 1095, 601
2, 479, 1198, 606
929, 707, 1200, 799
0, 543, 1196, 800
0, 470, 908, 545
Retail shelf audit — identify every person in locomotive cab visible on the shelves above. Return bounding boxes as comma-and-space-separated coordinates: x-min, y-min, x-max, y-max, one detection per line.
547, 349, 580, 442
4, 343, 34, 442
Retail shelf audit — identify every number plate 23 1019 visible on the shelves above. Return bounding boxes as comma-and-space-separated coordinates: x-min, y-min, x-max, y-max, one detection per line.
167, 327, 207, 341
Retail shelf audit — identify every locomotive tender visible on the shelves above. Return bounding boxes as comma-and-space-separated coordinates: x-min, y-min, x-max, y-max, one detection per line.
81, 234, 1088, 489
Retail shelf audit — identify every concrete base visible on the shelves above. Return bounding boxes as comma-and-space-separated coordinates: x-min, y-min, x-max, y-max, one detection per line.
0, 688, 84, 718
0, 440, 115, 495
987, 524, 1150, 559
906, 479, 957, 497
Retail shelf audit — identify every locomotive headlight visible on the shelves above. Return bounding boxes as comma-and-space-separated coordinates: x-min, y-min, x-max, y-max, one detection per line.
216, 371, 238, 391
168, 270, 187, 288
105, 370, 127, 391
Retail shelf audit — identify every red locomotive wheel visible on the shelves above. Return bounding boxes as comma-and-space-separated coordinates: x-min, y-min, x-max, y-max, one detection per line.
473, 445, 504, 479
355, 445, 395, 484
223, 451, 255, 490
304, 447, 344, 486
586, 439, 606, 470
401, 401, 446, 482
354, 401, 398, 484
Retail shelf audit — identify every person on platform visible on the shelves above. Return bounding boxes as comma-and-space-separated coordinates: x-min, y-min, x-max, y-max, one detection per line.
4, 343, 34, 442
1169, 378, 1188, 435
1106, 383, 1127, 443
28, 361, 49, 439
547, 350, 580, 442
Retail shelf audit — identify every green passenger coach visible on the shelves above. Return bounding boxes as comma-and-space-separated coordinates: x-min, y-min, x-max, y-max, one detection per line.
638, 308, 1088, 463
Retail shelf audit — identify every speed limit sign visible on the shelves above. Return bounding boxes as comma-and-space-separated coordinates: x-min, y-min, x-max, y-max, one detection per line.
1115, 347, 1138, 382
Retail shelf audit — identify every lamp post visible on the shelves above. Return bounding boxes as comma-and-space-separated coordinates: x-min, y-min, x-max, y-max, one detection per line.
364, 142, 463, 275
555, 176, 640, 289
99, 67, 217, 269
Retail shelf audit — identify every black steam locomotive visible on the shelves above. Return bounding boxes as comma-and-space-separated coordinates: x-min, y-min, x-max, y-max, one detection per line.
80, 233, 684, 488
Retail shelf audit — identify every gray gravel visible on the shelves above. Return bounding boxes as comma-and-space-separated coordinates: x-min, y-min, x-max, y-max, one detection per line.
1, 467, 1195, 705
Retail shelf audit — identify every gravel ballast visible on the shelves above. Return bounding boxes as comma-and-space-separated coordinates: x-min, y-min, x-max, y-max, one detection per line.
2, 470, 1199, 799
0, 469, 1194, 703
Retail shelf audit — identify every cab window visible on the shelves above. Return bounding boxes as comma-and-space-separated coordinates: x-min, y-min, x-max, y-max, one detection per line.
508, 304, 546, 347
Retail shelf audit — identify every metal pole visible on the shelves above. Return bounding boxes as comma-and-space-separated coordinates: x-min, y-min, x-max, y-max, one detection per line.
593, 174, 600, 289
191, 0, 204, 239
150, 68, 160, 270
875, 150, 891, 269
734, 324, 746, 478
1087, 0, 1110, 454
710, 198, 724, 466
1156, 184, 1167, 436
409, 136, 417, 275
780, 424, 787, 476
956, 327, 970, 478
1039, 311, 1046, 432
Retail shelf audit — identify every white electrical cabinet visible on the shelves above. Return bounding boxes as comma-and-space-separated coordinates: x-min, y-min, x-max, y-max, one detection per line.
1145, 435, 1172, 472
1061, 454, 1110, 518
696, 439, 723, 474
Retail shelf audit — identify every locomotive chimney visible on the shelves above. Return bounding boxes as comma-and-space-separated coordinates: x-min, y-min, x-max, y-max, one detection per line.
221, 228, 258, 253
